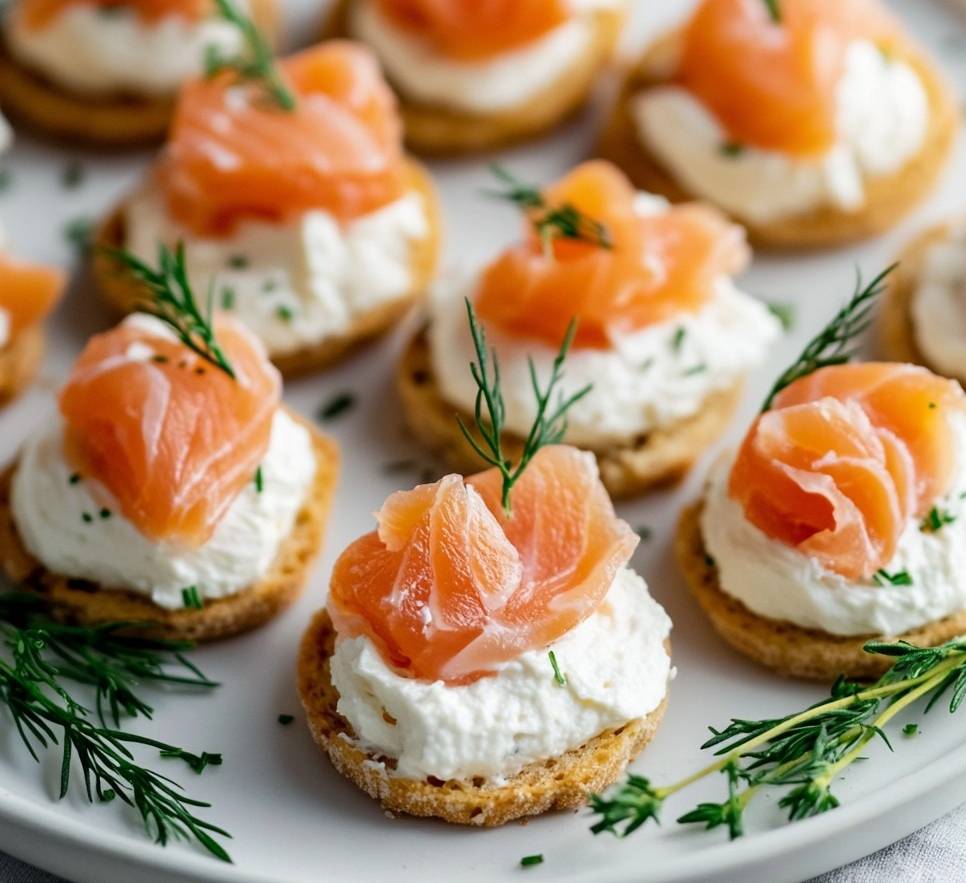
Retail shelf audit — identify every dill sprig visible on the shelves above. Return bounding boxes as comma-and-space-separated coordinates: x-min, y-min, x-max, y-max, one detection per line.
589, 637, 966, 840
761, 265, 896, 411
456, 299, 592, 516
205, 0, 295, 111
0, 592, 229, 860
108, 243, 236, 380
487, 165, 613, 259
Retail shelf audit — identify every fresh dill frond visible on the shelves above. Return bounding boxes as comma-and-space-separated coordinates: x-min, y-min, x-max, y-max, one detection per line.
0, 592, 228, 860
589, 637, 966, 842
486, 165, 612, 258
456, 299, 592, 516
205, 0, 295, 111
761, 265, 896, 411
107, 243, 236, 380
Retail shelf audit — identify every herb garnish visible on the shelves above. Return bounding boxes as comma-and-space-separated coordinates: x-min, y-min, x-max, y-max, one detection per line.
590, 637, 966, 841
873, 568, 913, 587
549, 651, 566, 686
520, 854, 544, 867
487, 165, 612, 258
254, 466, 264, 494
719, 142, 745, 158
181, 587, 204, 610
922, 506, 956, 533
766, 301, 795, 332
205, 0, 295, 111
761, 265, 896, 411
277, 714, 295, 726
64, 217, 94, 257
457, 299, 592, 515
670, 326, 686, 353
108, 243, 236, 380
763, 0, 781, 23
0, 592, 228, 860
62, 160, 85, 189
318, 392, 356, 421
903, 722, 919, 737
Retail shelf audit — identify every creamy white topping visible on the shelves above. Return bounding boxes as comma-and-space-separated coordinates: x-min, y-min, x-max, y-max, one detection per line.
701, 411, 966, 636
330, 567, 672, 782
348, 0, 620, 113
125, 181, 429, 357
429, 195, 779, 447
632, 41, 929, 224
11, 408, 316, 610
0, 112, 11, 153
4, 5, 244, 96
912, 224, 966, 383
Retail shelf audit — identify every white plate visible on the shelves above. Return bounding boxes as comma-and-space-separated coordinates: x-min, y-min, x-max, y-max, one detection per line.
1, 1, 966, 881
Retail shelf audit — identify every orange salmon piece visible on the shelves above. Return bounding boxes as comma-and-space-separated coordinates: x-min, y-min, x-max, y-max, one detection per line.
375, 0, 570, 60
678, 0, 901, 155
475, 161, 748, 349
328, 445, 637, 683
729, 363, 964, 580
159, 41, 407, 237
0, 253, 65, 339
59, 315, 281, 546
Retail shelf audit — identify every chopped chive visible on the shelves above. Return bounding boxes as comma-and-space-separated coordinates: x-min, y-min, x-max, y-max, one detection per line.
227, 254, 248, 269
221, 287, 236, 310
921, 506, 956, 533
99, 788, 116, 802
636, 526, 652, 541
262, 279, 277, 293
317, 392, 356, 422
719, 141, 746, 158
98, 508, 112, 520
181, 586, 203, 609
767, 301, 795, 332
254, 465, 264, 493
277, 714, 295, 726
762, 0, 780, 23
639, 357, 655, 373
61, 160, 85, 189
703, 553, 717, 568
902, 723, 919, 737
873, 569, 913, 587
68, 473, 82, 485
275, 305, 294, 323
682, 363, 707, 377
520, 854, 544, 867
549, 650, 566, 686
670, 327, 686, 353
81, 512, 94, 524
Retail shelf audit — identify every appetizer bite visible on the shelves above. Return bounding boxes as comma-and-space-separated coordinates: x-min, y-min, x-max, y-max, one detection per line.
882, 220, 966, 385
678, 269, 966, 679
399, 161, 780, 497
327, 0, 627, 153
94, 22, 440, 376
0, 0, 275, 145
599, 0, 956, 248
0, 247, 339, 641
0, 234, 65, 404
299, 307, 672, 825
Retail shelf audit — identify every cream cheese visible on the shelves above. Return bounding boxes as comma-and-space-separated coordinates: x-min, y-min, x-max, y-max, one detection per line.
632, 41, 929, 224
124, 180, 429, 356
329, 566, 672, 783
4, 5, 244, 96
348, 0, 621, 113
11, 407, 316, 610
911, 224, 966, 382
701, 410, 966, 636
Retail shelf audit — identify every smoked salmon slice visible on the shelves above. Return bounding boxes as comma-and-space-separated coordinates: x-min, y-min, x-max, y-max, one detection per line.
729, 363, 965, 581
328, 445, 638, 683
0, 253, 65, 339
159, 41, 407, 238
475, 161, 749, 349
20, 0, 209, 29
374, 0, 570, 61
59, 314, 281, 546
678, 0, 902, 155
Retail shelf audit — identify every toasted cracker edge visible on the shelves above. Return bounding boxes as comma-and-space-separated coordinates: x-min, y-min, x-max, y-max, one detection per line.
297, 607, 669, 826
675, 499, 966, 680
92, 158, 441, 377
397, 328, 743, 498
0, 408, 339, 642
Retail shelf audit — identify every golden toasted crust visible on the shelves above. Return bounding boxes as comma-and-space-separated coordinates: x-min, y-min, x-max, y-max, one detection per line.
297, 607, 668, 826
676, 500, 966, 680
597, 32, 957, 250
0, 409, 339, 642
0, 327, 44, 406
0, 0, 278, 147
92, 158, 441, 377
879, 221, 961, 376
397, 328, 742, 498
325, 0, 625, 154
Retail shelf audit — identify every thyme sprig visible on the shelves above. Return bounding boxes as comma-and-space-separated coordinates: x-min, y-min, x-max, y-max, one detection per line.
205, 0, 295, 111
0, 592, 229, 860
487, 165, 613, 259
761, 265, 896, 411
589, 637, 966, 840
456, 299, 592, 516
108, 243, 236, 380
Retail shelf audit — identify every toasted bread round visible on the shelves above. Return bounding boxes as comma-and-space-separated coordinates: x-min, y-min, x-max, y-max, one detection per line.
398, 328, 742, 498
297, 607, 668, 826
0, 327, 44, 406
0, 0, 277, 147
676, 500, 966, 681
93, 158, 441, 377
0, 409, 339, 642
880, 221, 961, 377
597, 32, 957, 250
325, 0, 625, 154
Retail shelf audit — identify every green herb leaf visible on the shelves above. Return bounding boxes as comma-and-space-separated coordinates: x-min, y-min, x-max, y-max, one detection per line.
520, 854, 544, 867
64, 217, 94, 257
921, 506, 956, 533
902, 723, 918, 736
763, 0, 781, 23
456, 299, 592, 515
254, 466, 264, 494
181, 586, 204, 610
767, 301, 795, 332
589, 775, 664, 837
317, 392, 356, 421
719, 141, 745, 158
548, 650, 566, 686
873, 569, 913, 587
